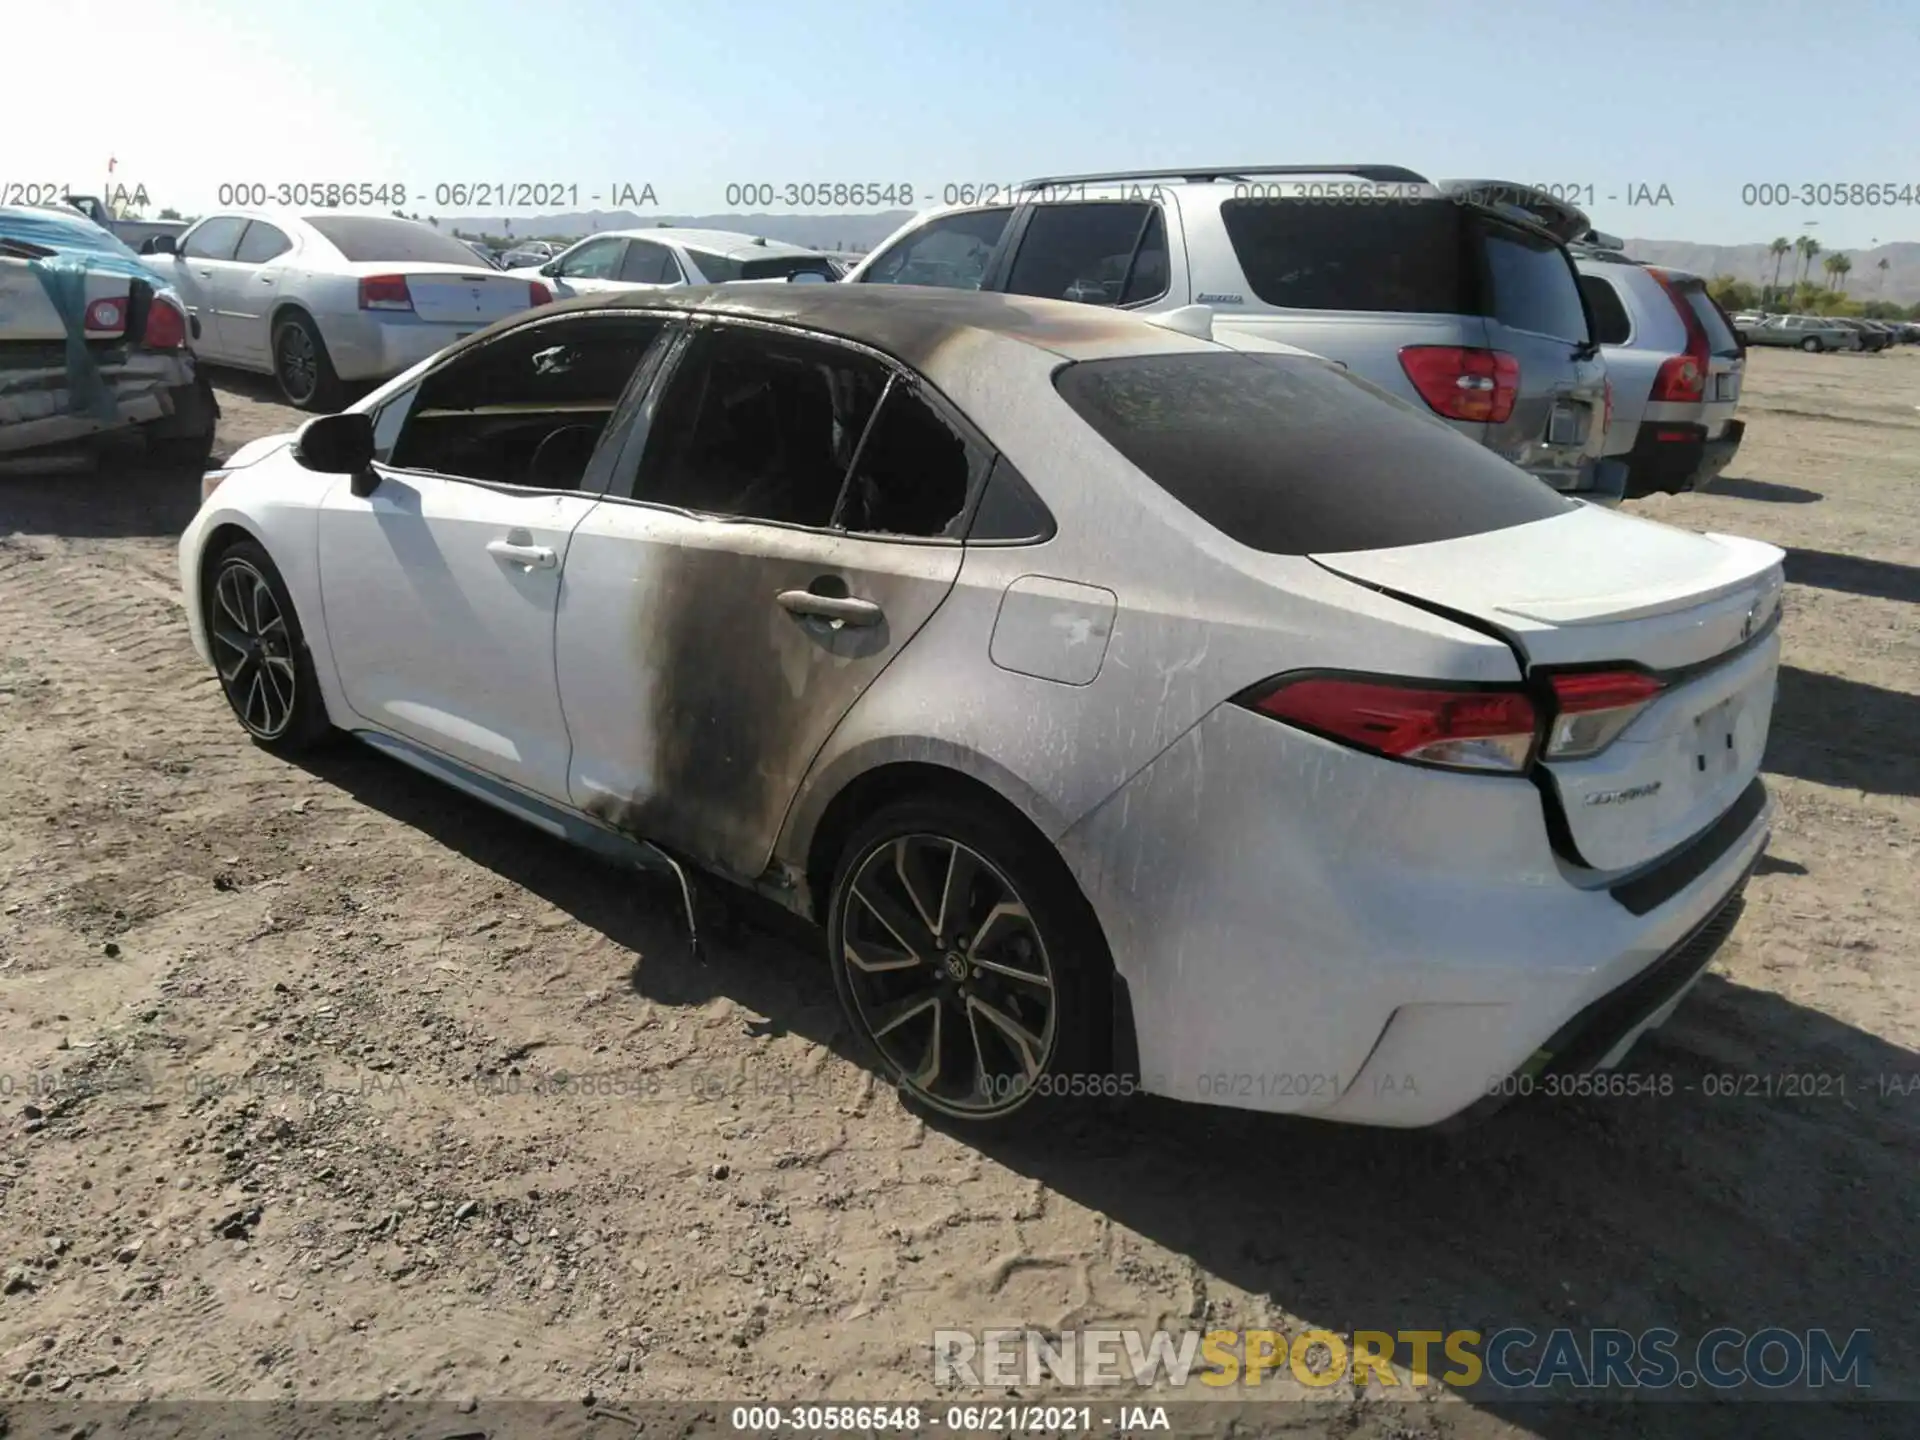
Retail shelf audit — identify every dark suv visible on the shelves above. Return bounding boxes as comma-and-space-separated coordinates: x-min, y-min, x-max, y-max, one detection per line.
845, 166, 1625, 504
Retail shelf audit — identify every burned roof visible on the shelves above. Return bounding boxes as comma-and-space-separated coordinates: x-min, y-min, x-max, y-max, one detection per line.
482, 283, 1206, 376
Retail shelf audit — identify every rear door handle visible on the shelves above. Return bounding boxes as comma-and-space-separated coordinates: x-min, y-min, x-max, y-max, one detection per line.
776, 589, 882, 627
487, 538, 557, 570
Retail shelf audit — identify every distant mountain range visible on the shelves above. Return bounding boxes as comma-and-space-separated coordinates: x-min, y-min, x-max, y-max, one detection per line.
445, 209, 1920, 304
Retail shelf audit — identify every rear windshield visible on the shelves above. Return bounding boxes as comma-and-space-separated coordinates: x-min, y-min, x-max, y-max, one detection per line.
692, 250, 836, 283
1679, 284, 1743, 356
1053, 352, 1573, 555
1480, 220, 1590, 343
1217, 198, 1471, 313
304, 216, 487, 266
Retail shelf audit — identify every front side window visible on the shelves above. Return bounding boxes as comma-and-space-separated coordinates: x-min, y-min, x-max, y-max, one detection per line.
386, 315, 669, 489
631, 326, 889, 525
858, 208, 1013, 290
1005, 202, 1168, 307
181, 216, 248, 261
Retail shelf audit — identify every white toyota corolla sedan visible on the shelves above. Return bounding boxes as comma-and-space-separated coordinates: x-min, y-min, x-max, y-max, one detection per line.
178, 285, 1783, 1129
141, 212, 552, 411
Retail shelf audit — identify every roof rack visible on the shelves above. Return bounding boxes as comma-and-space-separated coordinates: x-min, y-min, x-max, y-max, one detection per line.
1014, 164, 1429, 191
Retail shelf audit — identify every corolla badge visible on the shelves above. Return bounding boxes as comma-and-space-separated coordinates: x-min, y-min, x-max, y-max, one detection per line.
1585, 781, 1662, 807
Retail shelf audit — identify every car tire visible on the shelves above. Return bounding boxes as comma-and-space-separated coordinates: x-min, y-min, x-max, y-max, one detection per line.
1800, 337, 1822, 352
826, 795, 1115, 1127
272, 312, 346, 412
203, 538, 332, 753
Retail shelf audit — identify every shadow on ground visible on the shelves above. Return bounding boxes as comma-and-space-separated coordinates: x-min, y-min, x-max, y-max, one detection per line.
0, 463, 204, 540
1785, 549, 1920, 604
297, 740, 1916, 1440
1769, 665, 1920, 798
1708, 476, 1824, 505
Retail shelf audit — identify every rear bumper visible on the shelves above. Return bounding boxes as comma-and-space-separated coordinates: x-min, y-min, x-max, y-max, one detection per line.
0, 348, 205, 456
1540, 455, 1627, 507
1621, 419, 1745, 498
316, 311, 484, 383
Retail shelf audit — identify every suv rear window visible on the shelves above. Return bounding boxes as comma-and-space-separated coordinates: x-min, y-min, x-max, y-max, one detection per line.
304, 216, 485, 266
1480, 220, 1590, 342
1217, 198, 1470, 313
1676, 282, 1742, 357
1053, 352, 1572, 555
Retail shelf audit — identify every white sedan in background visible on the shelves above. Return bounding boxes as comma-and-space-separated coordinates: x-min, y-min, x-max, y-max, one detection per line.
142, 213, 553, 410
511, 227, 839, 299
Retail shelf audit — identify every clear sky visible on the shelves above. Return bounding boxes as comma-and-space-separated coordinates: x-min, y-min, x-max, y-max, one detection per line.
10, 0, 1920, 249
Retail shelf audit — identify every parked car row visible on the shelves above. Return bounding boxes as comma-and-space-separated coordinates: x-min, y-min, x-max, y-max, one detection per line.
1732, 311, 1919, 352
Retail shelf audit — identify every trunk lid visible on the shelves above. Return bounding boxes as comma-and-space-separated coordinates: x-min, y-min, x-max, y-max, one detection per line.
1313, 505, 1784, 873
344, 263, 536, 325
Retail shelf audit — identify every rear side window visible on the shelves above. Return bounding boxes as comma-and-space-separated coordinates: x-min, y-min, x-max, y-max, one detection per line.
835, 384, 979, 538
1053, 353, 1573, 555
1578, 274, 1632, 345
303, 216, 485, 266
234, 221, 292, 264
1005, 202, 1168, 307
1677, 282, 1742, 357
1480, 221, 1589, 342
1217, 198, 1469, 313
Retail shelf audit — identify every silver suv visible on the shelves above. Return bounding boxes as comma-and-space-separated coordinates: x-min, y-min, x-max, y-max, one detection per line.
1573, 243, 1745, 498
843, 166, 1624, 503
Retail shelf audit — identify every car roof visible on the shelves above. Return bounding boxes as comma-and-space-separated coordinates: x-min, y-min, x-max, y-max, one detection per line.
591, 227, 823, 259
454, 283, 1227, 379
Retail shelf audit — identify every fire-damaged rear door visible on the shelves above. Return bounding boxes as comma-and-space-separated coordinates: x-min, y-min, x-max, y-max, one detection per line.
554, 319, 980, 880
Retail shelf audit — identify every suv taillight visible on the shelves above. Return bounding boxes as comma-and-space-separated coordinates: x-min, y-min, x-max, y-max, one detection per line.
1398, 346, 1521, 424
1544, 670, 1665, 759
1647, 269, 1710, 403
140, 297, 188, 350
358, 274, 414, 311
1237, 674, 1540, 773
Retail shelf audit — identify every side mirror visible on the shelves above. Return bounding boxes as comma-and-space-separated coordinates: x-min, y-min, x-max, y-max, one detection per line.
143, 235, 177, 255
540, 260, 561, 277
292, 412, 378, 494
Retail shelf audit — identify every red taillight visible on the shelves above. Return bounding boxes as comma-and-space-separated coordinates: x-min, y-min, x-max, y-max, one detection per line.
1647, 269, 1710, 403
84, 297, 128, 334
140, 296, 188, 350
528, 281, 553, 306
1398, 346, 1521, 424
1545, 669, 1664, 759
358, 274, 414, 311
1240, 675, 1539, 773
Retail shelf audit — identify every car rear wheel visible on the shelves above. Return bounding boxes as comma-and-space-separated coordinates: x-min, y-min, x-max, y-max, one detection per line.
205, 539, 331, 753
826, 796, 1113, 1126
273, 312, 345, 412
1800, 336, 1823, 353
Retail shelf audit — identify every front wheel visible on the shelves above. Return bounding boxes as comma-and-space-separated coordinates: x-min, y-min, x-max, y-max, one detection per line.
826, 797, 1114, 1126
1800, 336, 1823, 352
205, 539, 331, 752
272, 312, 345, 411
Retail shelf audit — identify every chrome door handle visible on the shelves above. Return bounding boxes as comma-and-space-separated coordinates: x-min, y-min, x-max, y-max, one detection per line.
487, 538, 557, 570
776, 589, 882, 627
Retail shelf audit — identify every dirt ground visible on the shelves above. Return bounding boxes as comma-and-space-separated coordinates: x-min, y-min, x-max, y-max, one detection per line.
0, 351, 1914, 1440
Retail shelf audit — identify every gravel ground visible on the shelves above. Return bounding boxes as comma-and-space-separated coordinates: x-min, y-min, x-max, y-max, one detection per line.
0, 349, 1914, 1440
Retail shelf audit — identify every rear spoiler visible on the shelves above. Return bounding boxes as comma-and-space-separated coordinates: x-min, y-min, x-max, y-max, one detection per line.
1435, 179, 1591, 244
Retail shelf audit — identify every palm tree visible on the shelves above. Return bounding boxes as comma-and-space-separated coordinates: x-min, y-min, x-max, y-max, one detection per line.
1768, 236, 1791, 305
1822, 254, 1843, 289
1829, 253, 1852, 292
1796, 235, 1820, 288
1878, 255, 1891, 295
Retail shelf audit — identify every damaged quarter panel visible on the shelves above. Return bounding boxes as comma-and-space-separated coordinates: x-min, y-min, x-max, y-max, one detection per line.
775, 339, 1524, 909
